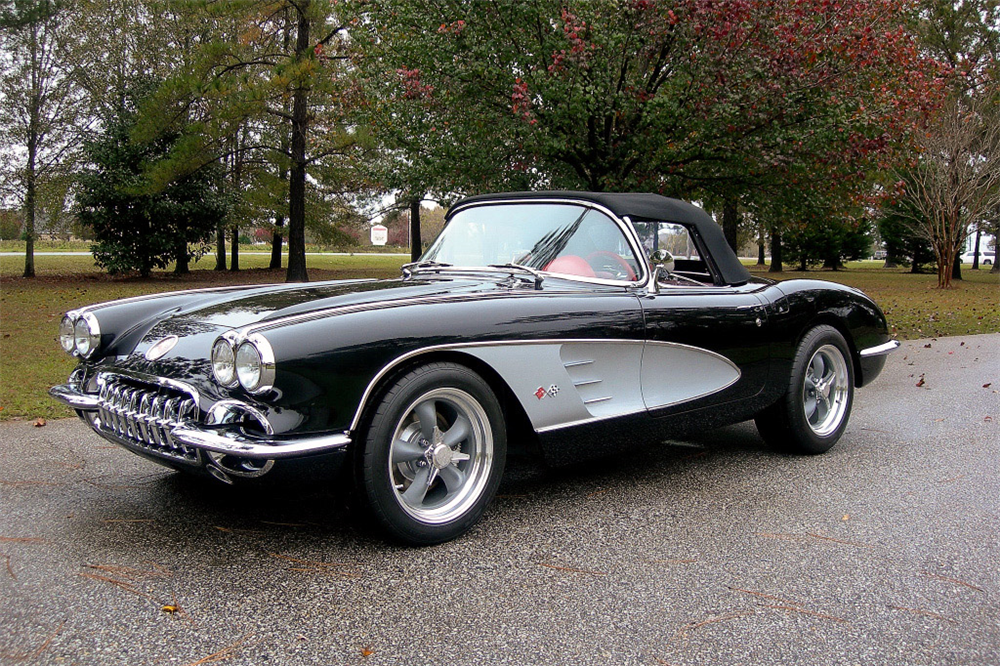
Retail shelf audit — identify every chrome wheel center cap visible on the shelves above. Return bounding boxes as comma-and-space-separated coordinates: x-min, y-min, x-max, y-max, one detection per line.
428, 443, 454, 469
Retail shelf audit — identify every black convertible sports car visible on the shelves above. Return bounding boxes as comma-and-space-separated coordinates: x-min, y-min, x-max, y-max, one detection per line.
51, 191, 898, 544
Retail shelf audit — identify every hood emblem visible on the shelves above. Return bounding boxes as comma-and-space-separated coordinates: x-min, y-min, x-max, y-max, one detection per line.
145, 335, 179, 361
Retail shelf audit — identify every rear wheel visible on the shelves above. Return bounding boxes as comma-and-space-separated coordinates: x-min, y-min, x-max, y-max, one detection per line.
358, 362, 506, 545
755, 325, 854, 454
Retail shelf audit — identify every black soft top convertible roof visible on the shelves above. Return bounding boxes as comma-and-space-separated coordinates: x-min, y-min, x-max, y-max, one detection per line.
451, 190, 751, 286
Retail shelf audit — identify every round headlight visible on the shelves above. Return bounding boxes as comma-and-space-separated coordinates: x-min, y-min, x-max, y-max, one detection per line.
73, 313, 100, 357
211, 339, 237, 387
236, 342, 263, 391
59, 316, 76, 354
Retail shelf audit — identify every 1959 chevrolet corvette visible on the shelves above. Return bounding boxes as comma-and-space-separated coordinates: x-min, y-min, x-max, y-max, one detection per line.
51, 191, 898, 544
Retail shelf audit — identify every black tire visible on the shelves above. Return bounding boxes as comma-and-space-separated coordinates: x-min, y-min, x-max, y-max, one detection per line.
755, 325, 854, 454
357, 362, 507, 545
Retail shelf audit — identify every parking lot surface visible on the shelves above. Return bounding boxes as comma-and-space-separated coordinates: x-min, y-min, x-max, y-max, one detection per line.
2, 334, 997, 665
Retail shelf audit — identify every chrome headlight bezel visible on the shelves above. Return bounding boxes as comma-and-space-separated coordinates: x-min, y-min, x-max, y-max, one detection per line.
235, 334, 275, 394
59, 315, 77, 354
211, 338, 238, 387
73, 312, 101, 358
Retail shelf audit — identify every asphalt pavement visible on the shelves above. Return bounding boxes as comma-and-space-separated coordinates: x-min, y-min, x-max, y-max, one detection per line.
1, 334, 997, 666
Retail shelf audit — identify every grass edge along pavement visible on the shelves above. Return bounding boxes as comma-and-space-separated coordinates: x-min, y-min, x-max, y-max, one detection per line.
1, 254, 997, 421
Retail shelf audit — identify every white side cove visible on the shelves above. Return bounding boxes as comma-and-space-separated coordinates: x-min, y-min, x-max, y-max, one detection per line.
349, 339, 743, 434
638, 342, 741, 410
451, 340, 741, 433
460, 341, 646, 433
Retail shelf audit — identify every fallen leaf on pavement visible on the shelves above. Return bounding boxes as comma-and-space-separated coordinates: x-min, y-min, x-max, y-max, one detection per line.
33, 418, 46, 427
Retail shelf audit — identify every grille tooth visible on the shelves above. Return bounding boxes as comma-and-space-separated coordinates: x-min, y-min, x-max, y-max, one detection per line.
162, 398, 178, 449
137, 394, 152, 443
94, 376, 200, 462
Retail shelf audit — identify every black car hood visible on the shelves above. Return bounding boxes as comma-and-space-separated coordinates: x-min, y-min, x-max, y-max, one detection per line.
117, 277, 502, 373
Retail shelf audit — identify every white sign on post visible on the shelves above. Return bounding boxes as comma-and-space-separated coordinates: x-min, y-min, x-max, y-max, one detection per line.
370, 224, 388, 246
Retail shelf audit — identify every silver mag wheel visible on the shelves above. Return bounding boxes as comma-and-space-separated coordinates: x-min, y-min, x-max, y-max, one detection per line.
359, 362, 507, 545
802, 344, 850, 437
389, 387, 492, 523
754, 325, 855, 455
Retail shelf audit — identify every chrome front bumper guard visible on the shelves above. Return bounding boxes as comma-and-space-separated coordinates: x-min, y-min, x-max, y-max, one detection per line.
859, 340, 900, 357
49, 384, 351, 460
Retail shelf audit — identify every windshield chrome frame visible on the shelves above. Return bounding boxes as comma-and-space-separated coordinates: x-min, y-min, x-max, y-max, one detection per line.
433, 198, 651, 288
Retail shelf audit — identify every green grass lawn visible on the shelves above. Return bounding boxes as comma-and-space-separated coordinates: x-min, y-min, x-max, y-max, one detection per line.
1, 253, 996, 422
0, 253, 407, 421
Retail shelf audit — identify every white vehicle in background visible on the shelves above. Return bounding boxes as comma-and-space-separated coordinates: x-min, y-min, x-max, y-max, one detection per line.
960, 249, 995, 265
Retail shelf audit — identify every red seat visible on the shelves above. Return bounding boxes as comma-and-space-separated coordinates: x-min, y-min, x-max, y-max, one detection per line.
543, 255, 596, 277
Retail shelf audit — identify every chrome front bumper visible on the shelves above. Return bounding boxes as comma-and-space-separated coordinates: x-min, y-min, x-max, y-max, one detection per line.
859, 340, 900, 357
49, 383, 351, 460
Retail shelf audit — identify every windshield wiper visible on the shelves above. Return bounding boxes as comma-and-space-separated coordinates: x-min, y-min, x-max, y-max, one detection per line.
401, 260, 452, 277
488, 263, 544, 289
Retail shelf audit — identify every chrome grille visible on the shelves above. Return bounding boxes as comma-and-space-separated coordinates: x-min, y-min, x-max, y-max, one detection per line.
96, 375, 200, 462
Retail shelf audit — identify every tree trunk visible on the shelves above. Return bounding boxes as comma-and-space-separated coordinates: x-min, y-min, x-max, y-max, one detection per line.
230, 226, 240, 271
756, 225, 766, 265
971, 227, 981, 270
174, 237, 189, 274
951, 247, 962, 282
214, 221, 226, 270
23, 27, 38, 279
285, 3, 311, 283
768, 227, 783, 273
23, 143, 36, 278
409, 200, 422, 262
722, 195, 739, 254
270, 215, 284, 269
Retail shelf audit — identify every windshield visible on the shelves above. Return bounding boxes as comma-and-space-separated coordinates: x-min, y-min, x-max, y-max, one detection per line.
421, 203, 643, 282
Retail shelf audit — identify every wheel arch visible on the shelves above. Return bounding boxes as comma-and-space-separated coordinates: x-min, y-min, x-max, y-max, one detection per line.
797, 314, 863, 387
349, 349, 539, 457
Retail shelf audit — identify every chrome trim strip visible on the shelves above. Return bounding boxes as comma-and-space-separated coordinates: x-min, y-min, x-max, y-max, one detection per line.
573, 378, 603, 387
239, 333, 277, 394
535, 411, 633, 434
171, 427, 351, 460
563, 359, 594, 368
583, 396, 613, 405
49, 384, 100, 410
447, 197, 651, 288
859, 340, 900, 357
97, 371, 201, 407
238, 291, 555, 337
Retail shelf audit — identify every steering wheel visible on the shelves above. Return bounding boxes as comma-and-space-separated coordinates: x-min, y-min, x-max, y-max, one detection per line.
585, 251, 637, 281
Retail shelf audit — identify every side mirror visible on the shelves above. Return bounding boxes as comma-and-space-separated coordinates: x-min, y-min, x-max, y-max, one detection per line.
649, 249, 675, 272
648, 250, 675, 294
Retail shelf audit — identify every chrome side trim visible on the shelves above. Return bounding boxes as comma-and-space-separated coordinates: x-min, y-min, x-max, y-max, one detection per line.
239, 292, 514, 337
49, 384, 100, 410
347, 338, 741, 434
859, 340, 900, 357
171, 427, 351, 460
583, 396, 613, 405
563, 359, 594, 368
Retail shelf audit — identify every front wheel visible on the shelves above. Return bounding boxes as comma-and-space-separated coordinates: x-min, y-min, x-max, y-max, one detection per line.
357, 362, 507, 545
755, 325, 854, 454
